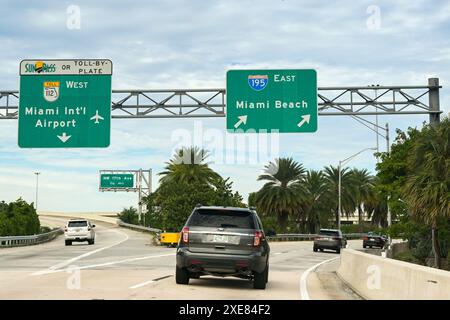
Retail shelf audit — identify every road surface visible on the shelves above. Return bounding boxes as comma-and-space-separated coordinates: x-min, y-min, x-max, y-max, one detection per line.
0, 215, 361, 300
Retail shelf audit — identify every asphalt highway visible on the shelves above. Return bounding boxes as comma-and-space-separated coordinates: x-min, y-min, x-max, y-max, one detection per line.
0, 215, 362, 300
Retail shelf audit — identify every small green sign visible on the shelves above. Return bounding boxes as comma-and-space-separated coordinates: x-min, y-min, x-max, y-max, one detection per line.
18, 59, 112, 148
226, 69, 317, 133
100, 174, 134, 189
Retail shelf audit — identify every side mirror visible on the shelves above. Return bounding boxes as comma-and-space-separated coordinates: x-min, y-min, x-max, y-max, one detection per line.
92, 225, 96, 228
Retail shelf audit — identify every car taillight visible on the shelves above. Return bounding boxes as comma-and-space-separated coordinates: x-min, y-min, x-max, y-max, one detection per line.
254, 231, 263, 246
64, 227, 67, 232
363, 236, 368, 240
182, 227, 189, 244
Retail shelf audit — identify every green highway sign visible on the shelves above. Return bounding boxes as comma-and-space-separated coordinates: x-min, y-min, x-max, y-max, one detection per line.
18, 59, 112, 148
100, 174, 134, 189
226, 69, 317, 133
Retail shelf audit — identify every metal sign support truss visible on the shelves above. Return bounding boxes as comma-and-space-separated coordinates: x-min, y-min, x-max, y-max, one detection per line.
99, 169, 152, 222
1, 78, 441, 121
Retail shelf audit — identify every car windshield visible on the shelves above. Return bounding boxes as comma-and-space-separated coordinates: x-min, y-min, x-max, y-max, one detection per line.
188, 209, 255, 229
319, 230, 339, 237
68, 221, 88, 227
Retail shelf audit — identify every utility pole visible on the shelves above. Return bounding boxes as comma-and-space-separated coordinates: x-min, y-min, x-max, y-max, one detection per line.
428, 77, 441, 268
428, 78, 440, 126
34, 172, 40, 212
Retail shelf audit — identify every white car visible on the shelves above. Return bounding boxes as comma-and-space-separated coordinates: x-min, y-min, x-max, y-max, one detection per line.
64, 219, 96, 246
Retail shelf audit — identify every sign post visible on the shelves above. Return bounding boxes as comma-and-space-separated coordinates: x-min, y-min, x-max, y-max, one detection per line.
99, 169, 152, 223
226, 69, 317, 133
18, 59, 112, 148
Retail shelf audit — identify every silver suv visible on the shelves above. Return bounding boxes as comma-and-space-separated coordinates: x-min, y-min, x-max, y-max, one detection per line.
64, 219, 96, 246
176, 206, 270, 289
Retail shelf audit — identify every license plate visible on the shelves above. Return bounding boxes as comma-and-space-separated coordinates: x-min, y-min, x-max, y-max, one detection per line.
76, 228, 81, 232
213, 234, 228, 243
370, 238, 375, 241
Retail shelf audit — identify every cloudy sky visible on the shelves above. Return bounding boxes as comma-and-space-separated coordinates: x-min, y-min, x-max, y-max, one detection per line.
0, 0, 449, 212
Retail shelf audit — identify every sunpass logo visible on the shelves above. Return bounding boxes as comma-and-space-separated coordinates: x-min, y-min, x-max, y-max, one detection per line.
24, 61, 56, 73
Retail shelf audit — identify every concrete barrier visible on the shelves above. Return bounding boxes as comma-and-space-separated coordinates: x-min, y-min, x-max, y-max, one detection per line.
337, 248, 450, 300
387, 241, 409, 259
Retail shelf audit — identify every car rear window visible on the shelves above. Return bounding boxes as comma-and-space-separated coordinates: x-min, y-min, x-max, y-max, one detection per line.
68, 221, 88, 227
319, 230, 339, 236
187, 209, 255, 229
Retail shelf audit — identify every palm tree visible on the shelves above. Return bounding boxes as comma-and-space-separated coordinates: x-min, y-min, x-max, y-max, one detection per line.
402, 118, 450, 268
298, 170, 331, 233
255, 158, 305, 231
365, 184, 388, 227
349, 168, 375, 224
159, 146, 220, 185
323, 165, 356, 227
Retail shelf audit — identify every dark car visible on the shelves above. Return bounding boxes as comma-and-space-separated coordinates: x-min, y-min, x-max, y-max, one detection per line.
176, 205, 270, 289
363, 232, 388, 249
313, 229, 347, 253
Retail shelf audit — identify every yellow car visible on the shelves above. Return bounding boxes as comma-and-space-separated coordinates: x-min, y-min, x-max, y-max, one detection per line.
159, 232, 181, 247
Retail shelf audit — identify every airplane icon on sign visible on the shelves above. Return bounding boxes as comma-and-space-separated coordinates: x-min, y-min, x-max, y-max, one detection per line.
90, 110, 104, 124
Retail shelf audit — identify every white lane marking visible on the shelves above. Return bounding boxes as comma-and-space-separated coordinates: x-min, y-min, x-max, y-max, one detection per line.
32, 253, 175, 276
31, 229, 129, 276
129, 280, 156, 289
299, 256, 339, 300
274, 252, 282, 255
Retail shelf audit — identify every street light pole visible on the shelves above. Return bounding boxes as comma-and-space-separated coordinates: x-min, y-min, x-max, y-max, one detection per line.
34, 172, 40, 212
338, 147, 377, 230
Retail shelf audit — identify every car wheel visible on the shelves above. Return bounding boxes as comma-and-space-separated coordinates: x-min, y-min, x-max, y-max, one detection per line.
253, 267, 267, 289
65, 240, 71, 246
176, 266, 190, 285
363, 244, 366, 248
89, 239, 95, 245
190, 273, 200, 279
336, 247, 341, 254
313, 245, 318, 252
369, 246, 372, 249
265, 264, 269, 284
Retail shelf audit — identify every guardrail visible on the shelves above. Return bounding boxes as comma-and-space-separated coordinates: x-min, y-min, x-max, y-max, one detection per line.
114, 221, 367, 242
0, 228, 64, 248
267, 233, 367, 242
116, 220, 162, 233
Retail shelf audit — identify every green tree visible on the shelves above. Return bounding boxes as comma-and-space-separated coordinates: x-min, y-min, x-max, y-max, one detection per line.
298, 170, 332, 233
375, 127, 419, 225
323, 165, 355, 226
402, 118, 450, 268
159, 146, 220, 186
349, 168, 375, 224
364, 180, 389, 227
254, 158, 305, 231
118, 207, 139, 225
0, 198, 40, 236
143, 175, 244, 231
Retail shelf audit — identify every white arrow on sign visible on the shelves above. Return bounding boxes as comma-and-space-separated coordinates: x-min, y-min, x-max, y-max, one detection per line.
234, 115, 248, 129
57, 132, 71, 143
297, 114, 311, 128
